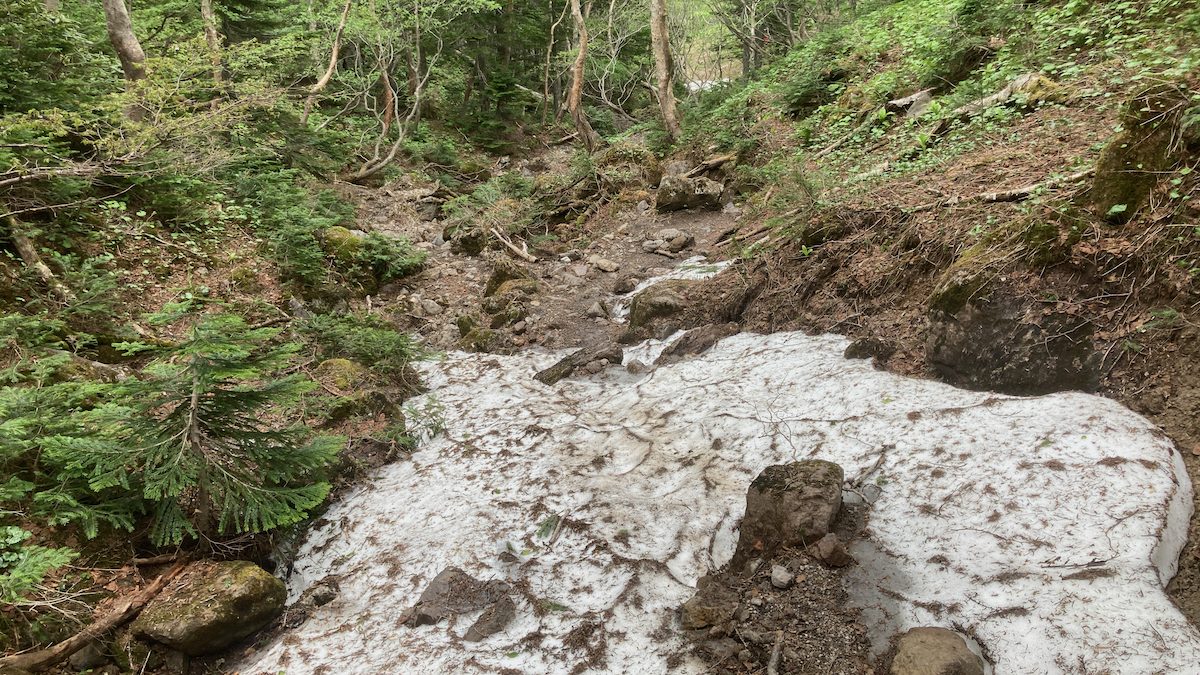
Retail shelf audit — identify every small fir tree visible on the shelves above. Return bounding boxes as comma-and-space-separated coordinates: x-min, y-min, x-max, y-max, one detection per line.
72, 313, 342, 546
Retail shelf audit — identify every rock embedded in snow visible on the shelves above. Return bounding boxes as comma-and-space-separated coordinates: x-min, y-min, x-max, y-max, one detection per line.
680, 576, 740, 629
889, 627, 984, 675
401, 567, 510, 628
733, 460, 844, 566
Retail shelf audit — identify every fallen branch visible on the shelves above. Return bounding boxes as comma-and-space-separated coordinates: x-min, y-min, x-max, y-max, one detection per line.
0, 561, 186, 672
5, 214, 77, 304
684, 153, 737, 178
908, 168, 1095, 213
489, 228, 538, 263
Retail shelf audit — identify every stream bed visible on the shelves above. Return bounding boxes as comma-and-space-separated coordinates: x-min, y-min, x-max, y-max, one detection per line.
242, 330, 1199, 674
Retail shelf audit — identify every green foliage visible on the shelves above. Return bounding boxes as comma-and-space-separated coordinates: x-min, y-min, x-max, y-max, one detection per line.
299, 312, 423, 376
0, 526, 77, 605
356, 232, 427, 282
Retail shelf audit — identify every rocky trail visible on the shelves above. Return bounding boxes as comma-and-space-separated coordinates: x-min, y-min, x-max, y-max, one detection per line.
221, 152, 1200, 674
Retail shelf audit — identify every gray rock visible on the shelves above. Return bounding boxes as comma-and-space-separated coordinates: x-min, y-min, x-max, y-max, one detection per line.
535, 345, 624, 385
663, 160, 692, 177
463, 595, 516, 642
927, 294, 1097, 395
627, 280, 694, 332
655, 228, 694, 253
642, 239, 666, 252
586, 301, 608, 319
484, 258, 533, 297
890, 627, 985, 675
680, 575, 739, 629
770, 564, 794, 589
68, 640, 108, 670
655, 323, 739, 365
613, 275, 641, 294
587, 256, 620, 273
131, 561, 285, 656
656, 175, 725, 212
402, 567, 510, 628
421, 299, 443, 316
733, 461, 844, 566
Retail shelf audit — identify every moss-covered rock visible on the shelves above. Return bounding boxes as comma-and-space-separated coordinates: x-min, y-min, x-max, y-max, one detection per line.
131, 561, 285, 656
628, 279, 695, 331
1092, 82, 1190, 224
321, 226, 364, 263
314, 358, 368, 390
458, 327, 498, 353
484, 258, 534, 297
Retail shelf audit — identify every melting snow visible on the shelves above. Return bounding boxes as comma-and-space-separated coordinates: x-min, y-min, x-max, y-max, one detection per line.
243, 332, 1197, 674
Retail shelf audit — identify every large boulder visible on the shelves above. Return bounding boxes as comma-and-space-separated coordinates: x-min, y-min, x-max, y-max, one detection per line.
926, 294, 1097, 396
656, 175, 724, 212
131, 561, 285, 656
627, 279, 697, 335
679, 575, 740, 629
484, 258, 534, 297
732, 460, 844, 566
890, 627, 985, 675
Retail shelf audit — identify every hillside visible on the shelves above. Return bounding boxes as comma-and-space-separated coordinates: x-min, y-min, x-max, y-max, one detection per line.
1, 0, 1198, 672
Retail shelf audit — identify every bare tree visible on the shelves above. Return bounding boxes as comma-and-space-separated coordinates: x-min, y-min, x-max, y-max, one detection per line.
200, 0, 225, 86
101, 0, 147, 82
567, 0, 601, 150
303, 0, 354, 125
649, 0, 680, 139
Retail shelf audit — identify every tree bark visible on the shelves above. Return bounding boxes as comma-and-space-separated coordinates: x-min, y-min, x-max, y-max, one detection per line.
567, 0, 601, 151
200, 0, 224, 86
101, 0, 147, 82
302, 0, 354, 126
649, 0, 680, 140
5, 214, 77, 304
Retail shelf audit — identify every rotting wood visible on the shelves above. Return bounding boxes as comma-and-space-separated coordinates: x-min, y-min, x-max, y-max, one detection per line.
5, 214, 77, 304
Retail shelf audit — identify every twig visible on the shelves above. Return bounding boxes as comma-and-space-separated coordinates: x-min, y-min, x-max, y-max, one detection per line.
489, 228, 538, 263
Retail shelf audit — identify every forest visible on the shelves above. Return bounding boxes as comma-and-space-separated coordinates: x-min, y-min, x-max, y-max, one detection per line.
1, 0, 1199, 672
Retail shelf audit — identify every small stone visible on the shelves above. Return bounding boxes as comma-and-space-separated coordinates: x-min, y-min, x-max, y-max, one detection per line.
613, 276, 641, 294
463, 595, 516, 642
770, 564, 794, 589
815, 533, 855, 567
583, 360, 606, 375
738, 649, 754, 663
586, 301, 608, 319
749, 596, 764, 607
512, 321, 527, 334
626, 359, 649, 374
739, 629, 764, 644
590, 257, 620, 273
637, 200, 651, 213
421, 299, 443, 316
642, 239, 666, 252
570, 263, 591, 278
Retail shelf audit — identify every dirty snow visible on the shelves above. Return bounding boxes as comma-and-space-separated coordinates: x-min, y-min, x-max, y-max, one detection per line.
242, 332, 1197, 674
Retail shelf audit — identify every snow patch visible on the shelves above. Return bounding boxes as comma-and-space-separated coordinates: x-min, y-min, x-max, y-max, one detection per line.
243, 332, 1198, 674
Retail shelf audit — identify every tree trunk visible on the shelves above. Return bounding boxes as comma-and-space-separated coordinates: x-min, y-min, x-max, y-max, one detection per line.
567, 0, 601, 151
200, 0, 224, 86
101, 0, 147, 82
649, 0, 680, 140
302, 0, 354, 126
